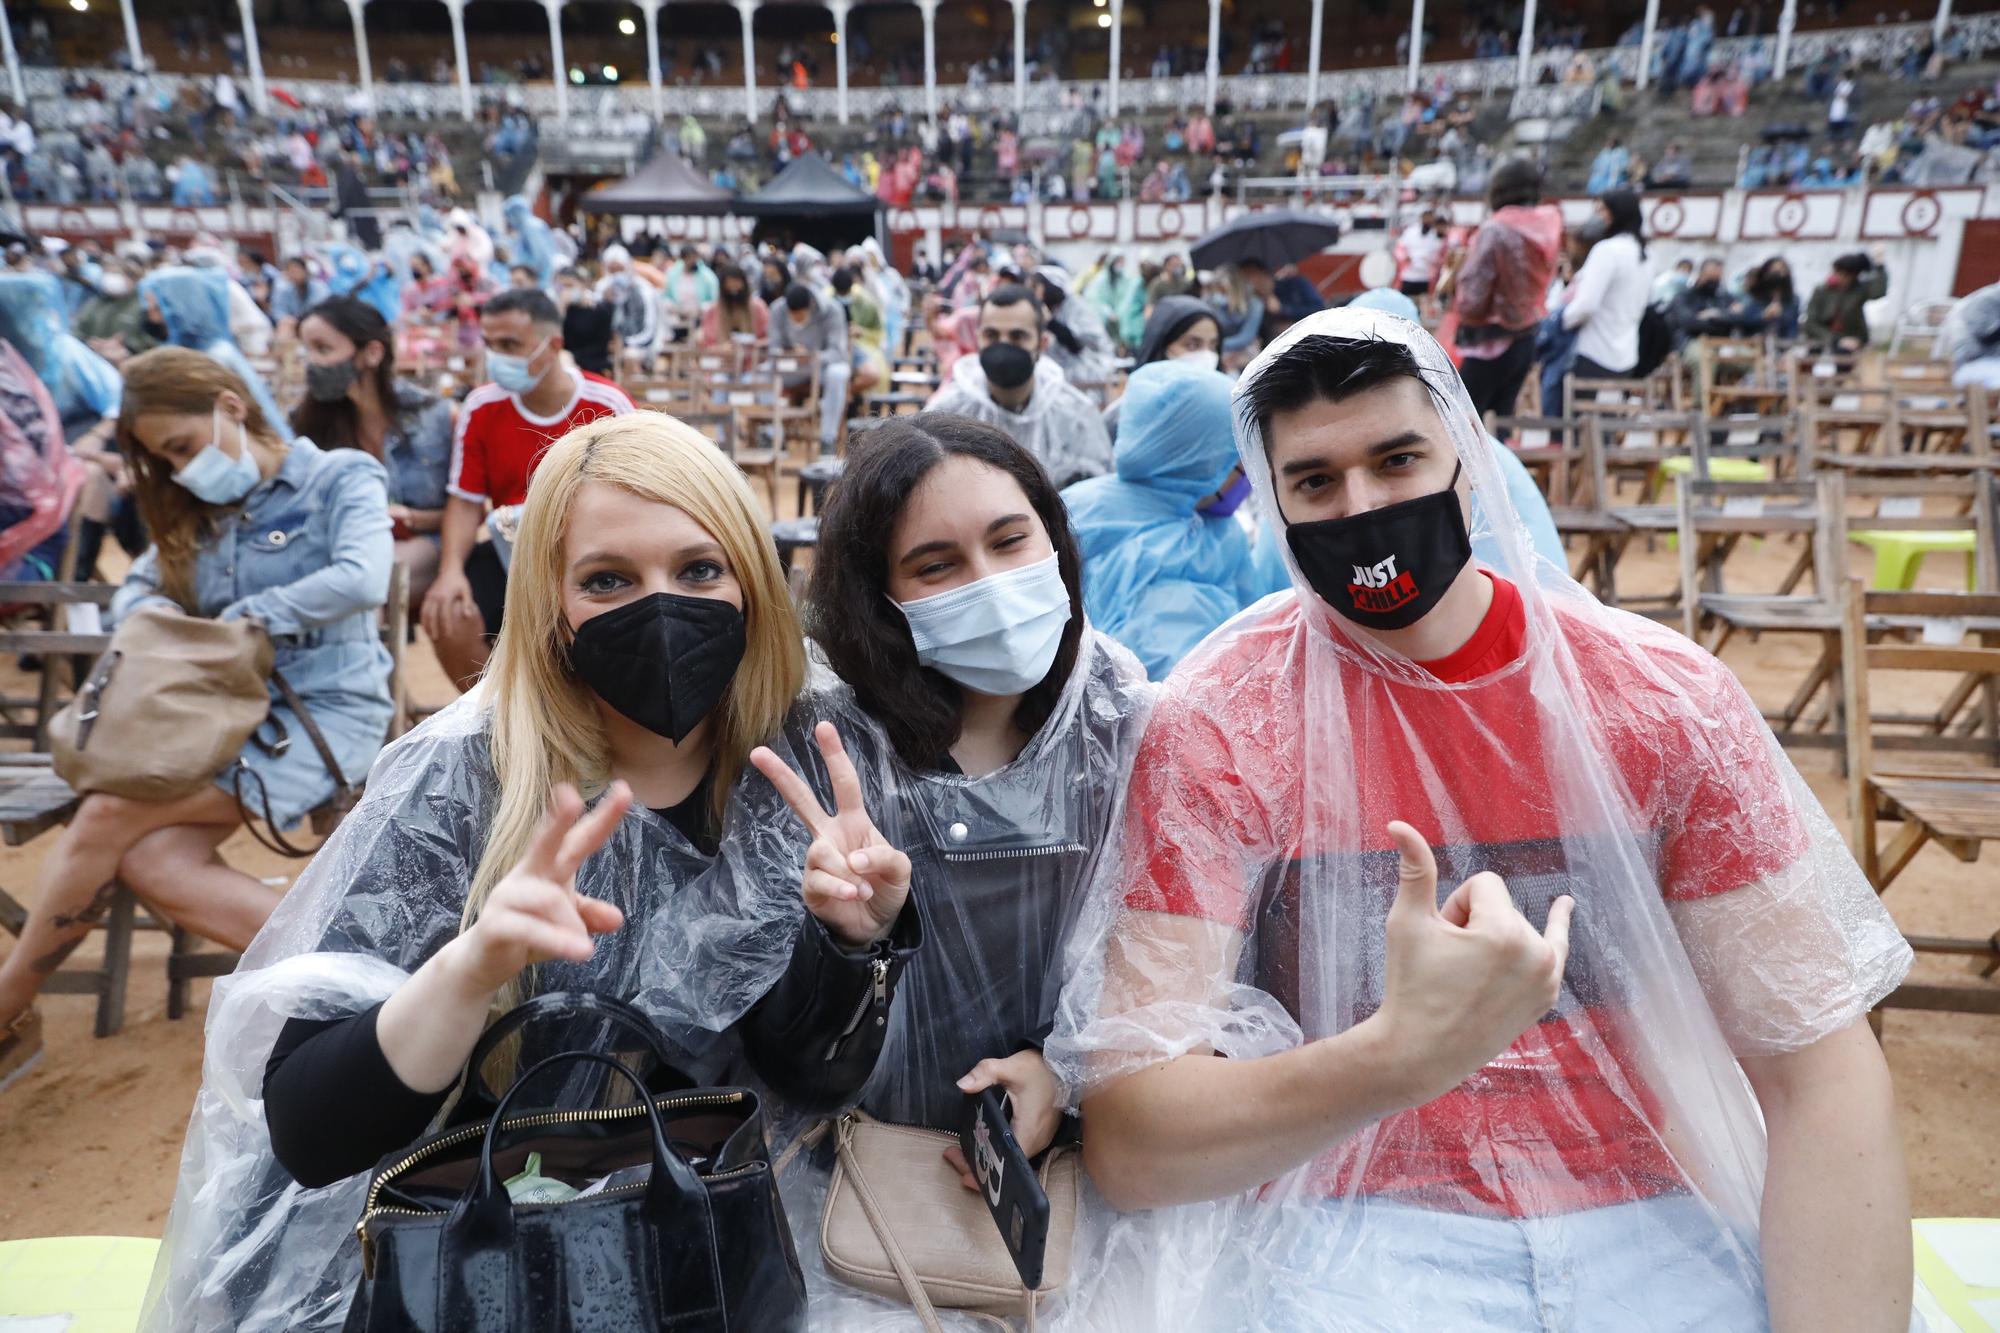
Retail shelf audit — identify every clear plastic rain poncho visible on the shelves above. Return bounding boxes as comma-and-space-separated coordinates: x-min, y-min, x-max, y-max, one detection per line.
323, 241, 405, 326
751, 631, 1152, 1330
926, 353, 1114, 490
0, 271, 122, 441
1044, 307, 1915, 1331
1062, 359, 1268, 681
502, 194, 557, 288
138, 266, 294, 440
140, 695, 828, 1333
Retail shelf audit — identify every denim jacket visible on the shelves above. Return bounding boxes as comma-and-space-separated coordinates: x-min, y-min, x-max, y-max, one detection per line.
112, 438, 394, 706
382, 381, 454, 512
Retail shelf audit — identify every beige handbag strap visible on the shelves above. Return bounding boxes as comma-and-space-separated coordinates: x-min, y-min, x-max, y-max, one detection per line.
771, 1118, 829, 1177
834, 1115, 949, 1333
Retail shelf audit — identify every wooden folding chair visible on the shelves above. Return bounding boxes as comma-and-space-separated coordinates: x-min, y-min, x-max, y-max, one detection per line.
0, 581, 116, 750
1841, 579, 2000, 1015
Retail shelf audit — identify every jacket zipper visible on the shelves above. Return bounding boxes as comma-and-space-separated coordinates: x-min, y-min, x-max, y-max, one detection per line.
940, 842, 1087, 864
356, 1091, 747, 1277
824, 955, 891, 1064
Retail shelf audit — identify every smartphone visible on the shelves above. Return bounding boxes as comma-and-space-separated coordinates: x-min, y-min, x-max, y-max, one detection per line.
959, 1086, 1051, 1290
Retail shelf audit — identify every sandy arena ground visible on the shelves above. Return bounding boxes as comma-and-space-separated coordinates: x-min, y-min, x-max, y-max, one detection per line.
0, 530, 1994, 1243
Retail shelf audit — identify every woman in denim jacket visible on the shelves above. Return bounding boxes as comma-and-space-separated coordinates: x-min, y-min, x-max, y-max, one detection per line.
0, 347, 394, 1090
291, 296, 455, 605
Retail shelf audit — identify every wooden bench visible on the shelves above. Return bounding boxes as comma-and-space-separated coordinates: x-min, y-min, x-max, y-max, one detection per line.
0, 581, 118, 750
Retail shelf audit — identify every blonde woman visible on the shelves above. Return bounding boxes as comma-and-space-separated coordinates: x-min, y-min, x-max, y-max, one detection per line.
0, 346, 394, 1092
140, 414, 920, 1333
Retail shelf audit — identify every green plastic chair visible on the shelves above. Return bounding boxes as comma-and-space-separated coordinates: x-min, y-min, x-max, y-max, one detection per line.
1847, 529, 1979, 590
0, 1235, 159, 1332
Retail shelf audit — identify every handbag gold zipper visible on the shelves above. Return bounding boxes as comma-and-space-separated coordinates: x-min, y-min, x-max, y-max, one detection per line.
355, 1091, 750, 1278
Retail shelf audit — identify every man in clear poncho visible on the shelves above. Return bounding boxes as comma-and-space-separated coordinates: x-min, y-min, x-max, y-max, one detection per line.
502, 194, 557, 289
1047, 307, 1919, 1332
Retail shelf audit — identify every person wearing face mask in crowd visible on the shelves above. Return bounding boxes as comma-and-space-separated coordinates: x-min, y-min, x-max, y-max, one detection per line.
757, 255, 793, 307
269, 256, 330, 344
75, 257, 157, 366
1102, 295, 1224, 444
1031, 264, 1118, 391
422, 288, 635, 693
1049, 309, 1916, 1333
138, 265, 294, 439
292, 297, 456, 607
1086, 252, 1147, 350
830, 266, 888, 398
770, 282, 852, 454
555, 265, 616, 376
660, 243, 717, 343
925, 283, 1113, 488
1395, 209, 1446, 300
1064, 360, 1272, 680
1146, 251, 1198, 307
0, 348, 396, 1095
733, 413, 1152, 1325
1559, 189, 1653, 401
698, 261, 770, 348
1744, 257, 1799, 340
139, 417, 921, 1330
594, 245, 659, 370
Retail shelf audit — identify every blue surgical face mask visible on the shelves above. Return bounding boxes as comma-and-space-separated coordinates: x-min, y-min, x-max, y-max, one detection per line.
173, 405, 261, 506
487, 336, 551, 394
1199, 473, 1254, 518
896, 552, 1073, 697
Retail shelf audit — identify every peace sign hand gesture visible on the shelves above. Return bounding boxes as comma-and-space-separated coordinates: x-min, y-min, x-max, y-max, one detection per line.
750, 722, 912, 949
443, 782, 633, 999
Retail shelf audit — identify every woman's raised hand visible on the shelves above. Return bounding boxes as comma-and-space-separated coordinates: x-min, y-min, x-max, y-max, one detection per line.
750, 722, 911, 948
442, 782, 631, 998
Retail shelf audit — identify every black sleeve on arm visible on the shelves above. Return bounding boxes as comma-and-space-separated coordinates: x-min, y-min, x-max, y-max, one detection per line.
737, 901, 923, 1116
264, 1004, 454, 1189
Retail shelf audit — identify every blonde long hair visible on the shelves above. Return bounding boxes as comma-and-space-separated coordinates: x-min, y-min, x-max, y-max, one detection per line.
462, 413, 806, 942
114, 347, 287, 609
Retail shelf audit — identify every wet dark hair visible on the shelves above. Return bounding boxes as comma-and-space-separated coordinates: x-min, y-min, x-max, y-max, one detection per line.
807, 413, 1086, 769
831, 267, 856, 296
980, 282, 1045, 335
481, 285, 560, 328
1487, 155, 1542, 210
1599, 187, 1648, 257
289, 296, 400, 451
1749, 256, 1794, 304
1239, 334, 1431, 441
784, 283, 814, 312
716, 261, 749, 300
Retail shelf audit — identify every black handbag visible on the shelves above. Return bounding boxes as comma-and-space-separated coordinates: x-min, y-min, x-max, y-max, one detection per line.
344, 996, 805, 1332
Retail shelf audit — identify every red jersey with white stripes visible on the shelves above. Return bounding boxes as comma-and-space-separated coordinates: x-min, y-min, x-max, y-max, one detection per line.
447, 370, 634, 507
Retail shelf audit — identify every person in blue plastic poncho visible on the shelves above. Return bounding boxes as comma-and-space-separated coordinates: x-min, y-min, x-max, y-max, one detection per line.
502, 195, 556, 289
0, 272, 123, 445
139, 266, 294, 441
1063, 358, 1269, 680
323, 242, 404, 326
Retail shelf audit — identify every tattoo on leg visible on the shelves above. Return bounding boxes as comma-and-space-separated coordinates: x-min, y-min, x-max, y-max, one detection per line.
47, 880, 119, 934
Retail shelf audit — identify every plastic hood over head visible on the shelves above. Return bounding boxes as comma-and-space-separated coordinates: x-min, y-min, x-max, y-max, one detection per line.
1040, 305, 1914, 1329
1110, 358, 1237, 500
0, 272, 121, 423
1131, 294, 1222, 367
502, 195, 555, 286
138, 266, 294, 440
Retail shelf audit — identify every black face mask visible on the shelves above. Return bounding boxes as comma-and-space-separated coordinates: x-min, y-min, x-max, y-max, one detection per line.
566, 592, 747, 744
305, 357, 360, 403
142, 315, 168, 340
759, 278, 786, 303
1284, 461, 1470, 631
979, 342, 1035, 391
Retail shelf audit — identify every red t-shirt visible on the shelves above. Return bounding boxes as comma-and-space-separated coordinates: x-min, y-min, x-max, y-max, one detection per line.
1122, 574, 1808, 1217
447, 371, 634, 507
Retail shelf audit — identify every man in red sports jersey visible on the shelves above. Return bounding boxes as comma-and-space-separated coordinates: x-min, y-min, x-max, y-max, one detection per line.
1053, 308, 1917, 1332
421, 287, 633, 690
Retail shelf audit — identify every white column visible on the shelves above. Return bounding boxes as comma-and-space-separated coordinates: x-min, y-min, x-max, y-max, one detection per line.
237, 0, 269, 115
1305, 0, 1323, 109
640, 0, 664, 120
545, 0, 569, 120
1935, 0, 1954, 44
1204, 0, 1219, 114
118, 0, 145, 72
346, 0, 373, 102
831, 0, 850, 124
1107, 0, 1122, 117
918, 0, 939, 127
738, 0, 758, 124
446, 0, 474, 120
1637, 0, 1659, 89
1516, 0, 1537, 87
0, 4, 20, 108
1774, 0, 1797, 79
1406, 0, 1425, 91
1011, 0, 1027, 117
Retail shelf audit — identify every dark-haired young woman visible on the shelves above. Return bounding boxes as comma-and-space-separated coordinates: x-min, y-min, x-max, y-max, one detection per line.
739, 410, 1154, 1320
293, 296, 455, 604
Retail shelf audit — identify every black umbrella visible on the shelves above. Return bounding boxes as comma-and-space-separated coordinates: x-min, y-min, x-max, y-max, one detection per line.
1190, 208, 1343, 271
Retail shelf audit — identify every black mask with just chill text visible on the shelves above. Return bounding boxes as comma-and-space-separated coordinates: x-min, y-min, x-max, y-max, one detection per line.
566, 592, 747, 744
1285, 461, 1470, 631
